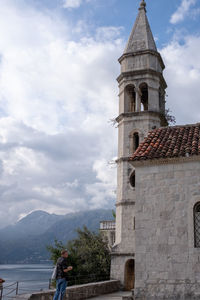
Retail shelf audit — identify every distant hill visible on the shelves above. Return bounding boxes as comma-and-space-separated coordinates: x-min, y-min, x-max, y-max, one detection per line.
0, 210, 64, 240
0, 209, 114, 264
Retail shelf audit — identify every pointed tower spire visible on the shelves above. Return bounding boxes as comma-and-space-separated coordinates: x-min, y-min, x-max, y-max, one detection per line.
139, 0, 146, 10
124, 0, 157, 54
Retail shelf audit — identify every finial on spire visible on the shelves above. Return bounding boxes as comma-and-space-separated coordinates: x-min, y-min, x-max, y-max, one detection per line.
139, 0, 146, 11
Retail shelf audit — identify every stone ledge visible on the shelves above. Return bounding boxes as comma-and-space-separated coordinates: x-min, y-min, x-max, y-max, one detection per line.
111, 252, 135, 257
15, 280, 120, 300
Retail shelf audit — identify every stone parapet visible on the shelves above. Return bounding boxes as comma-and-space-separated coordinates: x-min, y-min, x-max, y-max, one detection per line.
15, 280, 120, 300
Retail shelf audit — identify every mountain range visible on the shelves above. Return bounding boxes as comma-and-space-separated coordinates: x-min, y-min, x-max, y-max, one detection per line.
0, 209, 114, 264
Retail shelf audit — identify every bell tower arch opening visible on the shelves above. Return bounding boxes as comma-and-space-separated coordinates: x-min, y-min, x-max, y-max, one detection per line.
124, 259, 135, 291
159, 87, 162, 110
139, 83, 148, 111
159, 86, 166, 113
125, 84, 136, 113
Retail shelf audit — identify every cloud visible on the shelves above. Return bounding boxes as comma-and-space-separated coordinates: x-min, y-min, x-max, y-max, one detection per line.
63, 0, 82, 9
96, 27, 123, 41
0, 117, 117, 228
86, 158, 117, 208
62, 0, 93, 9
0, 0, 123, 228
170, 0, 196, 24
161, 34, 200, 125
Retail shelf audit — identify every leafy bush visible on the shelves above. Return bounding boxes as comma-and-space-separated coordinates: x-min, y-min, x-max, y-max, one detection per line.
47, 226, 111, 285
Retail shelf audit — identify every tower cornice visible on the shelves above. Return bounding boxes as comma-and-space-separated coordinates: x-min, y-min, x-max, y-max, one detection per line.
115, 110, 163, 124
119, 49, 165, 70
117, 69, 167, 89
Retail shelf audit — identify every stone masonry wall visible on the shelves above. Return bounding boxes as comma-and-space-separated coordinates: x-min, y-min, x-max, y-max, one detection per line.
133, 159, 200, 299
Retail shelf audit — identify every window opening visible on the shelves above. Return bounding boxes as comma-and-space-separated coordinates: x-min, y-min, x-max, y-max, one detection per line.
134, 133, 139, 150
194, 202, 200, 247
159, 87, 162, 110
130, 172, 135, 188
140, 83, 148, 111
125, 85, 136, 112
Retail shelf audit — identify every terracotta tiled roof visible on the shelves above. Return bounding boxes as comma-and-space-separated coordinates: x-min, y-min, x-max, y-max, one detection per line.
130, 123, 200, 161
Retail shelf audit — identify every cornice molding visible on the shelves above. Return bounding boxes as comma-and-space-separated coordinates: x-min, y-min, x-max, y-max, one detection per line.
116, 201, 135, 207
130, 155, 200, 167
116, 111, 161, 123
117, 69, 167, 89
111, 252, 135, 257
116, 157, 130, 163
118, 49, 165, 70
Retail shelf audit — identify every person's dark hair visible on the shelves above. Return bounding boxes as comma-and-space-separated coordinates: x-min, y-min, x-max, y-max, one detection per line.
61, 249, 68, 255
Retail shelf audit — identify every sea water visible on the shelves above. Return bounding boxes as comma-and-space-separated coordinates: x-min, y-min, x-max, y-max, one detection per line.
0, 264, 53, 297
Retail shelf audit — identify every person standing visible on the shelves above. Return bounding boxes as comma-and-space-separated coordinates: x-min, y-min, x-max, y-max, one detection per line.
53, 250, 72, 300
0, 278, 5, 289
0, 278, 5, 300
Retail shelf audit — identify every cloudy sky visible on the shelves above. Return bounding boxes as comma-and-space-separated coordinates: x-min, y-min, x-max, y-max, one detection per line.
0, 0, 200, 228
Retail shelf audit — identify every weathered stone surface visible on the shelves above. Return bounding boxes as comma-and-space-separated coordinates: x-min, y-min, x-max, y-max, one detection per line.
132, 159, 200, 299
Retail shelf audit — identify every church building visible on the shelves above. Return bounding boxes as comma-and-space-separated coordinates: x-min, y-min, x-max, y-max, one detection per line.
111, 1, 200, 299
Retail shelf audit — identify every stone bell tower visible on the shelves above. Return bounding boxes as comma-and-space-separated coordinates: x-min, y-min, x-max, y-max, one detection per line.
111, 0, 167, 289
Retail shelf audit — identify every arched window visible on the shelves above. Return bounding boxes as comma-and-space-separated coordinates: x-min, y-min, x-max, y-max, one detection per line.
194, 202, 200, 247
125, 85, 136, 113
134, 132, 139, 150
129, 171, 135, 188
159, 87, 165, 112
159, 87, 162, 110
139, 83, 148, 111
130, 132, 140, 154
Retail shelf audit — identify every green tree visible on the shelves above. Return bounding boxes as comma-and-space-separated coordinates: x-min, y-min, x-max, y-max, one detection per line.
160, 108, 176, 126
112, 210, 116, 219
47, 239, 65, 264
47, 226, 111, 285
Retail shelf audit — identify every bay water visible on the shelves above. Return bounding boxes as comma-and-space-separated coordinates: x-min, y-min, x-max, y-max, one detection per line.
0, 264, 53, 298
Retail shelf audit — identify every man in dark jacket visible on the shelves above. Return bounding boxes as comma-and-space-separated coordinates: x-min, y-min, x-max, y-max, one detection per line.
0, 278, 5, 300
53, 250, 73, 300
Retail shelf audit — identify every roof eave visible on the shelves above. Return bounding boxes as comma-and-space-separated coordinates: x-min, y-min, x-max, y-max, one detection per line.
130, 155, 200, 168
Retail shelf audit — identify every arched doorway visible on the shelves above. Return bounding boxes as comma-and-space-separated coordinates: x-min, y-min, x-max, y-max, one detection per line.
124, 259, 135, 290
